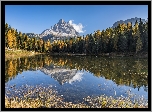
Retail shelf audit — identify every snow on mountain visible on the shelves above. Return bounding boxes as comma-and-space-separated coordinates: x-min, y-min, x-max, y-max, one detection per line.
39, 65, 84, 85
112, 17, 146, 28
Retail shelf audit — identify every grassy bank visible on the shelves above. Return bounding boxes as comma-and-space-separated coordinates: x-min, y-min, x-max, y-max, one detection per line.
5, 85, 148, 108
5, 48, 43, 60
5, 48, 148, 60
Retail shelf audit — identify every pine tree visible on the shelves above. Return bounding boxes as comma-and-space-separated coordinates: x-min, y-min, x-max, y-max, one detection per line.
39, 39, 44, 52
46, 39, 51, 53
142, 19, 148, 52
136, 37, 142, 53
5, 21, 148, 55
132, 20, 142, 53
18, 32, 23, 49
15, 29, 20, 49
27, 38, 32, 51
5, 23, 9, 48
126, 22, 133, 52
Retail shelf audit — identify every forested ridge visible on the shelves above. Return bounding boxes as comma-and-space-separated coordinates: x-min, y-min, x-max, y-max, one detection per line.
5, 18, 148, 55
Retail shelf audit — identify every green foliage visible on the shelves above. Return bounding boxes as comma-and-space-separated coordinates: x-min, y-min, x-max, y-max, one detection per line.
5, 55, 148, 89
5, 18, 148, 54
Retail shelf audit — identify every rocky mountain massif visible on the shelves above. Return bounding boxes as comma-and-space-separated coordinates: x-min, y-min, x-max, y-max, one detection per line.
112, 17, 146, 28
40, 65, 83, 85
26, 19, 79, 41
26, 17, 146, 41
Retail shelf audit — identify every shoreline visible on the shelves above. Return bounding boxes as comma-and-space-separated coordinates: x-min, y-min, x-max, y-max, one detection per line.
47, 52, 148, 58
5, 49, 44, 60
5, 49, 148, 60
5, 85, 148, 108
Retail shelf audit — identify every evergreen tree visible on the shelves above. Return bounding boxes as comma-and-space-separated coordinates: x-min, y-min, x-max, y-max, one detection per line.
5, 21, 148, 55
136, 37, 143, 53
46, 39, 51, 53
5, 23, 9, 48
18, 32, 23, 49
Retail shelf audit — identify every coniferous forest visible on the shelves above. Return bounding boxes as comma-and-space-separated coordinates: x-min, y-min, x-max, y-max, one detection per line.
5, 18, 148, 56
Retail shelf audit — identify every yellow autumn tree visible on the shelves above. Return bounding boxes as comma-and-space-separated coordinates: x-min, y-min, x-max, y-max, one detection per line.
7, 60, 14, 78
7, 29, 13, 49
12, 29, 17, 49
46, 39, 51, 52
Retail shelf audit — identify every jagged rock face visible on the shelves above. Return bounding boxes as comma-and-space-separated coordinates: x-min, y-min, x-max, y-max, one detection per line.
112, 17, 146, 28
40, 65, 76, 85
26, 19, 80, 40
25, 33, 40, 38
39, 65, 83, 85
39, 19, 79, 39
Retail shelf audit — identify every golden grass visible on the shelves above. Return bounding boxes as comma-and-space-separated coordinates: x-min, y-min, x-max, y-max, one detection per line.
5, 49, 43, 60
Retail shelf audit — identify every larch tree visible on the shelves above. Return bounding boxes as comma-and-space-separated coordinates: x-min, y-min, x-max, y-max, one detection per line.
7, 29, 14, 49
12, 29, 17, 49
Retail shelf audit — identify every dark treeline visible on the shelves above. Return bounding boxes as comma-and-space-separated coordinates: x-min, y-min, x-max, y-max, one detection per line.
5, 18, 148, 55
5, 55, 148, 91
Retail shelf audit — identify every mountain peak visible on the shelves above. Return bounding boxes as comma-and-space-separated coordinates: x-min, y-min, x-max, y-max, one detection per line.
37, 19, 79, 40
112, 17, 146, 28
58, 19, 65, 24
26, 19, 80, 41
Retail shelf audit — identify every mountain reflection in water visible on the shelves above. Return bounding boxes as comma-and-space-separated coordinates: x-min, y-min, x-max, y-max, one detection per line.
5, 54, 148, 103
40, 66, 84, 85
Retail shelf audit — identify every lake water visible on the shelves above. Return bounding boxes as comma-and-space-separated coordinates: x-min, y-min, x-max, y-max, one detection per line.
5, 54, 148, 104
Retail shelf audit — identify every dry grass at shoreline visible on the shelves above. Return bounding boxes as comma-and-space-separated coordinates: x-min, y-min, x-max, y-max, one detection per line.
5, 49, 43, 60
5, 48, 148, 60
5, 85, 148, 108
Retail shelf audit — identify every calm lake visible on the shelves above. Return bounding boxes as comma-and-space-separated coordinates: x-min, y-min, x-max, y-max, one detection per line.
5, 54, 148, 103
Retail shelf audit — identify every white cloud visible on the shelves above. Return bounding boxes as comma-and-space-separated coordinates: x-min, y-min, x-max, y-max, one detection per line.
69, 72, 84, 84
68, 20, 86, 33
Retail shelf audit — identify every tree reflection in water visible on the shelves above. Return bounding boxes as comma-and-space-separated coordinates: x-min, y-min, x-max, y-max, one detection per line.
5, 54, 148, 91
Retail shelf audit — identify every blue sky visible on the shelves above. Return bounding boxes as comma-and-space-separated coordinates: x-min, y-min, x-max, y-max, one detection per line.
5, 5, 148, 36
